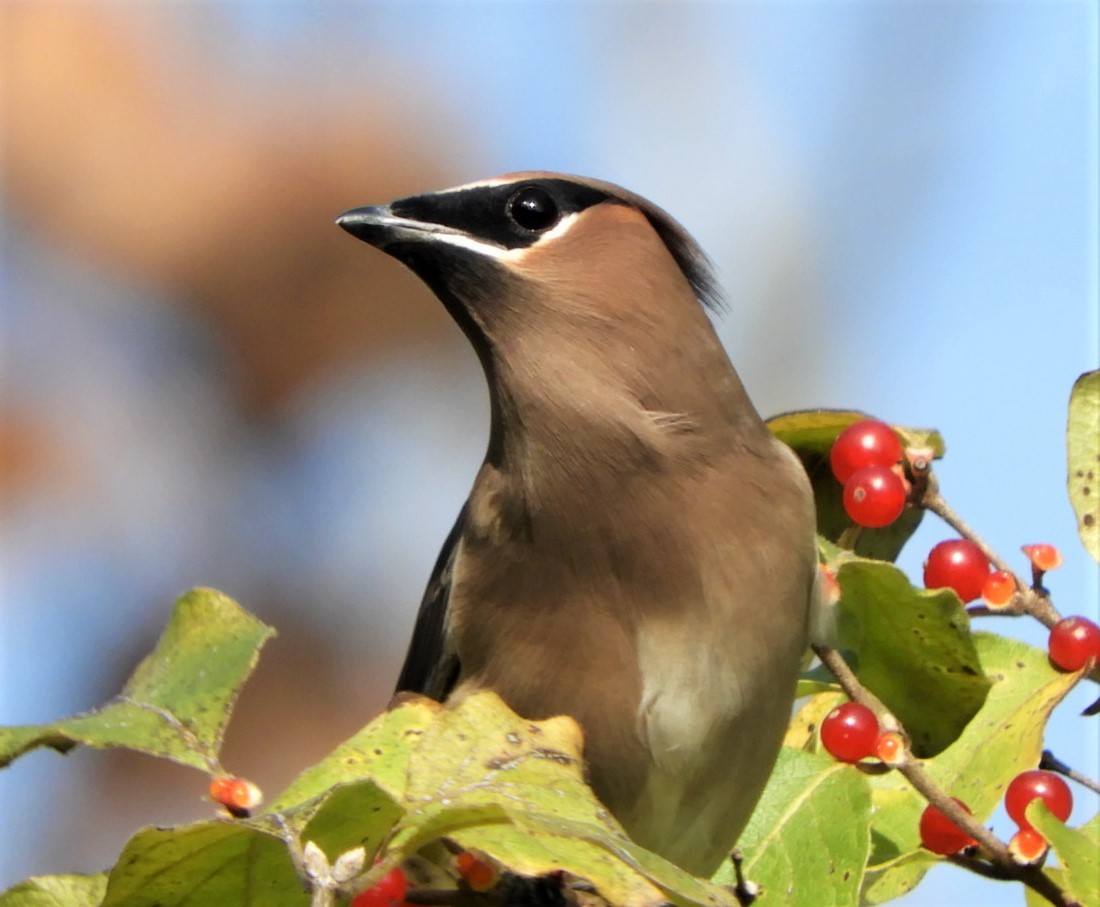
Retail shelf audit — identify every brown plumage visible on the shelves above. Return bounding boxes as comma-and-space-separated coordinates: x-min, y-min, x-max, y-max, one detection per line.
338, 173, 817, 876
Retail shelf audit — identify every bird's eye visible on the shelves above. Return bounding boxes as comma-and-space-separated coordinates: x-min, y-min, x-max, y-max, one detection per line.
507, 186, 560, 232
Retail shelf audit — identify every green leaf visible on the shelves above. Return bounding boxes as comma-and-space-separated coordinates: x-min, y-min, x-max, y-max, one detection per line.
1067, 369, 1100, 563
793, 678, 841, 699
860, 633, 1082, 902
103, 821, 303, 907
713, 748, 871, 907
298, 779, 405, 863
0, 874, 107, 907
767, 409, 944, 562
0, 589, 273, 772
1028, 804, 1100, 907
832, 559, 989, 756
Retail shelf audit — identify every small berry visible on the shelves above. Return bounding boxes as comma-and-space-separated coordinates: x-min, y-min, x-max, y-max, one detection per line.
818, 564, 841, 606
820, 701, 880, 763
208, 776, 263, 818
352, 867, 408, 907
875, 731, 905, 766
455, 852, 497, 892
923, 539, 990, 603
1021, 543, 1063, 573
830, 419, 904, 484
981, 570, 1016, 608
1048, 616, 1100, 671
1004, 770, 1073, 831
919, 799, 978, 855
843, 466, 907, 528
1009, 828, 1049, 865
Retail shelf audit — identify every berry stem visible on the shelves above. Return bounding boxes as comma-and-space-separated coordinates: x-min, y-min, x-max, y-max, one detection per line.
919, 477, 1061, 627
728, 848, 760, 906
1040, 749, 1100, 796
812, 643, 1076, 907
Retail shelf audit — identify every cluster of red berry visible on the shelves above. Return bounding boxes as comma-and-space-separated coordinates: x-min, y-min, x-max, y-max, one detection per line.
919, 537, 1099, 669
830, 420, 909, 528
831, 420, 1100, 673
818, 704, 1076, 863
918, 770, 1073, 864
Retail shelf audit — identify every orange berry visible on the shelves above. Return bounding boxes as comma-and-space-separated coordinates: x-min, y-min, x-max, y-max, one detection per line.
1009, 828, 1048, 865
818, 564, 841, 606
1021, 543, 1063, 573
875, 731, 905, 766
981, 570, 1016, 608
208, 775, 262, 818
455, 851, 497, 892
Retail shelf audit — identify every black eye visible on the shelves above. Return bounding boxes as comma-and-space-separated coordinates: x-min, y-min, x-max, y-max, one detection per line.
507, 186, 560, 232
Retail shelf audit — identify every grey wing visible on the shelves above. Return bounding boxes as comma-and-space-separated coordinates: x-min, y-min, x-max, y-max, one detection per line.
393, 503, 465, 700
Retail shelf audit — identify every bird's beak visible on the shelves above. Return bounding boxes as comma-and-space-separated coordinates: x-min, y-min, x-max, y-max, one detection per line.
336, 205, 466, 250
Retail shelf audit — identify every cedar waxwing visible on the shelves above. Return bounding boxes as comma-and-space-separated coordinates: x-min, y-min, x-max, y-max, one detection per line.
337, 173, 817, 877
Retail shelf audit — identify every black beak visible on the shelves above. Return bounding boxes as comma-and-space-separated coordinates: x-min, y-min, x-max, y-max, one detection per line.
336, 205, 466, 250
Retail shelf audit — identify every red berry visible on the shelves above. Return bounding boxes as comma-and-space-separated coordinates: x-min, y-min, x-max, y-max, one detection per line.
1022, 543, 1063, 573
981, 570, 1016, 608
843, 466, 907, 528
1048, 616, 1100, 671
875, 731, 905, 766
1009, 828, 1049, 864
919, 799, 978, 855
1005, 770, 1073, 831
923, 539, 990, 603
820, 702, 880, 763
352, 867, 408, 907
830, 419, 904, 484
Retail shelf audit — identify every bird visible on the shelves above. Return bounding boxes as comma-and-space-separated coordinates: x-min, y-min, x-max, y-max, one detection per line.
337, 173, 818, 877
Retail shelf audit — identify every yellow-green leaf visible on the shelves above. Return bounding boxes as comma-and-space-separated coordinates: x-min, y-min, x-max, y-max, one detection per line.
1028, 804, 1099, 907
0, 874, 107, 907
0, 589, 273, 772
268, 695, 440, 811
1067, 369, 1100, 562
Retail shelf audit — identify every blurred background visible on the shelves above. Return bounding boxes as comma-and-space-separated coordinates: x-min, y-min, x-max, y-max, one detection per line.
1, 3, 1096, 905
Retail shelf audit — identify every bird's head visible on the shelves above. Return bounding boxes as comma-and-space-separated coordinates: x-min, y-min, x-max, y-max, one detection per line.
338, 173, 761, 465
337, 173, 724, 355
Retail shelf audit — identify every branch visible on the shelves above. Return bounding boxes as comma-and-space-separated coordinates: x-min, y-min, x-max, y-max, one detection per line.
811, 643, 1079, 907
